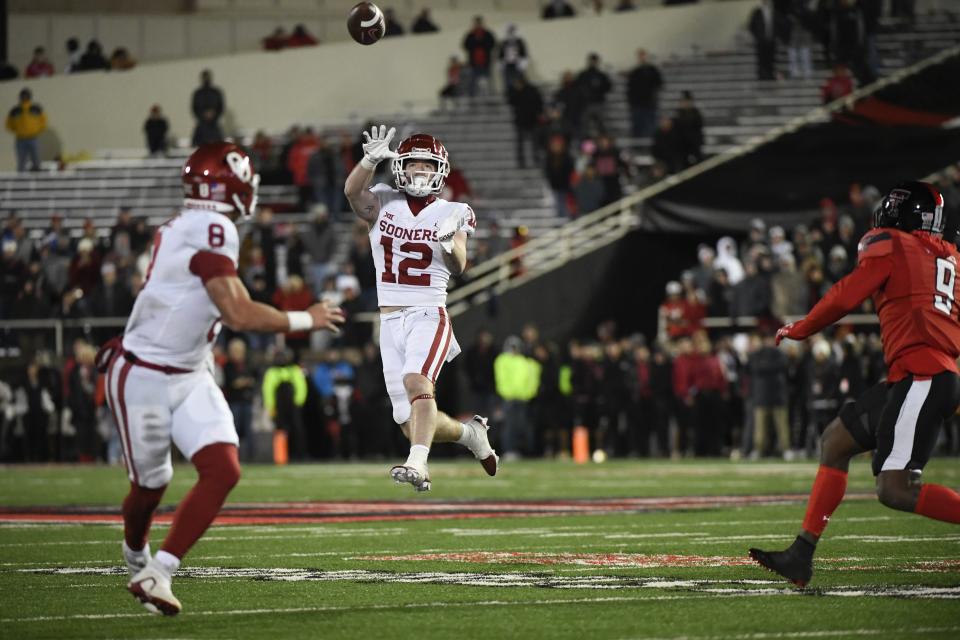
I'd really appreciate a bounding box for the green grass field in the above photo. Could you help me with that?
[1,458,959,640]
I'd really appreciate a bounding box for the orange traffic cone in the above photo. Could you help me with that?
[572,425,589,464]
[273,429,289,465]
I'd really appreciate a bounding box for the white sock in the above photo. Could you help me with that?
[456,422,475,450]
[405,444,430,468]
[153,550,181,576]
[123,540,151,559]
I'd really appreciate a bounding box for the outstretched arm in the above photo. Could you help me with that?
[206,275,344,333]
[344,124,399,224]
[344,162,379,224]
[778,256,891,343]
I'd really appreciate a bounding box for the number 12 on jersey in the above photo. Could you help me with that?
[380,237,433,286]
[934,257,956,316]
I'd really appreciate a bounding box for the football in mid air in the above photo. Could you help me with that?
[347,2,385,45]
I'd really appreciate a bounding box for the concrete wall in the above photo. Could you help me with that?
[0,1,755,171]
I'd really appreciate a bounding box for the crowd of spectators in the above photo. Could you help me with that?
[3,166,959,464]
[5,313,959,465]
[1,38,137,82]
[749,0,893,86]
[653,166,960,458]
[261,24,320,50]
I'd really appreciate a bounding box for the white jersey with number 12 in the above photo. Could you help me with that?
[368,183,476,307]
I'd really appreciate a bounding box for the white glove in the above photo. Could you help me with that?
[437,212,464,254]
[360,124,399,170]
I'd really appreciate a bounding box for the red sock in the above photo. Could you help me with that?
[160,443,240,560]
[915,484,960,524]
[122,483,166,551]
[801,465,848,538]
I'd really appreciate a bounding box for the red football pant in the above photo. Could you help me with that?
[122,483,166,551]
[915,484,960,524]
[801,465,848,538]
[160,443,240,560]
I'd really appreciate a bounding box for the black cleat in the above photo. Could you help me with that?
[748,542,814,588]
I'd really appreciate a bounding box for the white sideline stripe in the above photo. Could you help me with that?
[632,626,960,640]
[0,595,732,623]
[5,531,960,549]
[882,378,930,472]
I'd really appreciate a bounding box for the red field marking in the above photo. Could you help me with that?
[0,493,875,526]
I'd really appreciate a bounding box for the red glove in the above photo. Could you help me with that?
[775,323,797,346]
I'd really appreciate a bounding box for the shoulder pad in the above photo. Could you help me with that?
[857,229,893,263]
[369,183,396,196]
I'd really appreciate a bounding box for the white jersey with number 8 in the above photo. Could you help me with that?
[123,208,240,370]
[368,183,476,308]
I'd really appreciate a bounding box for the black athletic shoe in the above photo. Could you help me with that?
[748,538,814,588]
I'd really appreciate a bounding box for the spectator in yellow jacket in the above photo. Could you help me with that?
[261,349,309,459]
[494,335,541,459]
[5,88,47,172]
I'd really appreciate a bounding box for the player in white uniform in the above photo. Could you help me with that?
[344,125,498,491]
[101,142,343,615]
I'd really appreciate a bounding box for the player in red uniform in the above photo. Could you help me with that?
[748,181,960,587]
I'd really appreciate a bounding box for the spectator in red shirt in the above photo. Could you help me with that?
[286,24,318,48]
[821,64,854,104]
[441,165,472,202]
[439,56,463,110]
[272,274,314,352]
[263,27,288,51]
[25,47,54,78]
[68,237,102,296]
[671,336,697,458]
[691,332,728,456]
[286,128,322,208]
[659,280,704,342]
[462,16,496,97]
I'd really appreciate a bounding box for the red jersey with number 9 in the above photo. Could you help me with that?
[122,208,240,370]
[791,228,960,381]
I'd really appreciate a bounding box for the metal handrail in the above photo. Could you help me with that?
[446,44,960,316]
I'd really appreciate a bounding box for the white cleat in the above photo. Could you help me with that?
[390,463,432,492]
[127,558,182,616]
[123,541,151,578]
[466,415,499,476]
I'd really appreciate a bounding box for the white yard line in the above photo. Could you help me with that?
[630,627,960,640]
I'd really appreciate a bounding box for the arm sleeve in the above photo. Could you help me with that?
[189,251,238,284]
[790,256,892,340]
[459,205,477,236]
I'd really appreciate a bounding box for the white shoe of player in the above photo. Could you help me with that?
[465,415,499,476]
[122,541,151,578]
[390,463,432,492]
[127,558,182,616]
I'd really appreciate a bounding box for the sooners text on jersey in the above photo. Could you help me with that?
[122,209,240,370]
[368,183,475,307]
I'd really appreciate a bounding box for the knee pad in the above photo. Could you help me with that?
[139,462,174,489]
[393,398,411,425]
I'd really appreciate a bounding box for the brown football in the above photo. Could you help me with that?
[347,2,385,46]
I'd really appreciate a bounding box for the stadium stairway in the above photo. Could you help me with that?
[398,12,960,242]
[0,14,956,253]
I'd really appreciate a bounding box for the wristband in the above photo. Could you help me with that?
[286,311,313,332]
[360,156,378,170]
